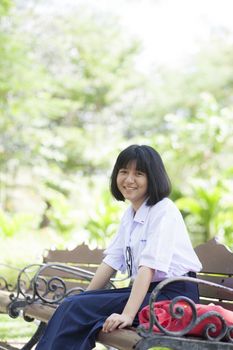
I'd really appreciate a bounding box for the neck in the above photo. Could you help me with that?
[132,202,142,212]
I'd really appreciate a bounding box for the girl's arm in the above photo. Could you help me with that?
[86,262,116,291]
[102,265,154,332]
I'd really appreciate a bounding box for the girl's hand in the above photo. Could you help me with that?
[102,313,133,333]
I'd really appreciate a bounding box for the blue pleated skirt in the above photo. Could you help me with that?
[35,279,199,350]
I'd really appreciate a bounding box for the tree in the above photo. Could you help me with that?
[0,0,11,16]
[0,1,143,244]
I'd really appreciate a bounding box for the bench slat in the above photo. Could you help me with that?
[98,329,141,350]
[40,265,97,278]
[195,238,233,275]
[199,298,233,311]
[197,274,233,301]
[43,244,104,265]
[24,303,56,323]
[23,304,141,350]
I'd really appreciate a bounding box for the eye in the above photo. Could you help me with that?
[118,169,127,174]
[136,171,145,176]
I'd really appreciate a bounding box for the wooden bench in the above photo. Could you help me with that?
[4,238,233,350]
[4,244,117,350]
[134,237,233,350]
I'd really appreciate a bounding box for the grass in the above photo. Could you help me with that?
[0,314,37,348]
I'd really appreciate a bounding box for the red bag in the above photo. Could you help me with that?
[139,300,233,337]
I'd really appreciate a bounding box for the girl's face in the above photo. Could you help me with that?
[116,160,148,211]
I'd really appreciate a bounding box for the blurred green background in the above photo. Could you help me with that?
[1,0,233,347]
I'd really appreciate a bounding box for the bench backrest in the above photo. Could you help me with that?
[195,237,233,311]
[43,243,104,268]
[35,244,105,300]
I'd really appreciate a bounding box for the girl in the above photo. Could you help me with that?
[36,144,202,350]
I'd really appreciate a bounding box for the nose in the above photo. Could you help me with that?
[125,172,135,183]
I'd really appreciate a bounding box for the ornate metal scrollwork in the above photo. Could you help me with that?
[30,263,94,304]
[34,275,67,303]
[7,260,117,324]
[0,263,23,292]
[201,311,228,341]
[225,325,233,342]
[0,276,14,292]
[137,276,233,343]
[10,264,42,303]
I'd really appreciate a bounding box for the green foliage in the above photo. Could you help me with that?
[0,2,141,222]
[1,2,232,344]
[216,212,233,248]
[148,92,233,247]
[129,33,233,135]
[0,209,35,238]
[45,192,78,238]
[149,93,233,185]
[0,0,12,16]
[85,191,123,247]
[0,0,232,251]
[176,181,233,247]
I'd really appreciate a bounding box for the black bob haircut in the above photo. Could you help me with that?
[110,144,171,206]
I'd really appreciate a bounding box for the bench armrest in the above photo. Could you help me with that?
[8,261,120,319]
[33,263,115,303]
[137,276,233,343]
[30,262,118,304]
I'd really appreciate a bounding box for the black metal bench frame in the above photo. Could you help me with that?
[1,238,233,349]
[136,276,233,349]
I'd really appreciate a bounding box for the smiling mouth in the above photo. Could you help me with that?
[124,187,137,190]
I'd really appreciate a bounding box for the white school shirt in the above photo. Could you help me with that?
[103,198,202,282]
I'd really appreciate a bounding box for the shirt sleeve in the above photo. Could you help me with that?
[103,221,126,273]
[139,210,178,273]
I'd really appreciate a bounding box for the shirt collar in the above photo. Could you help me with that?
[132,200,150,224]
[122,199,150,225]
